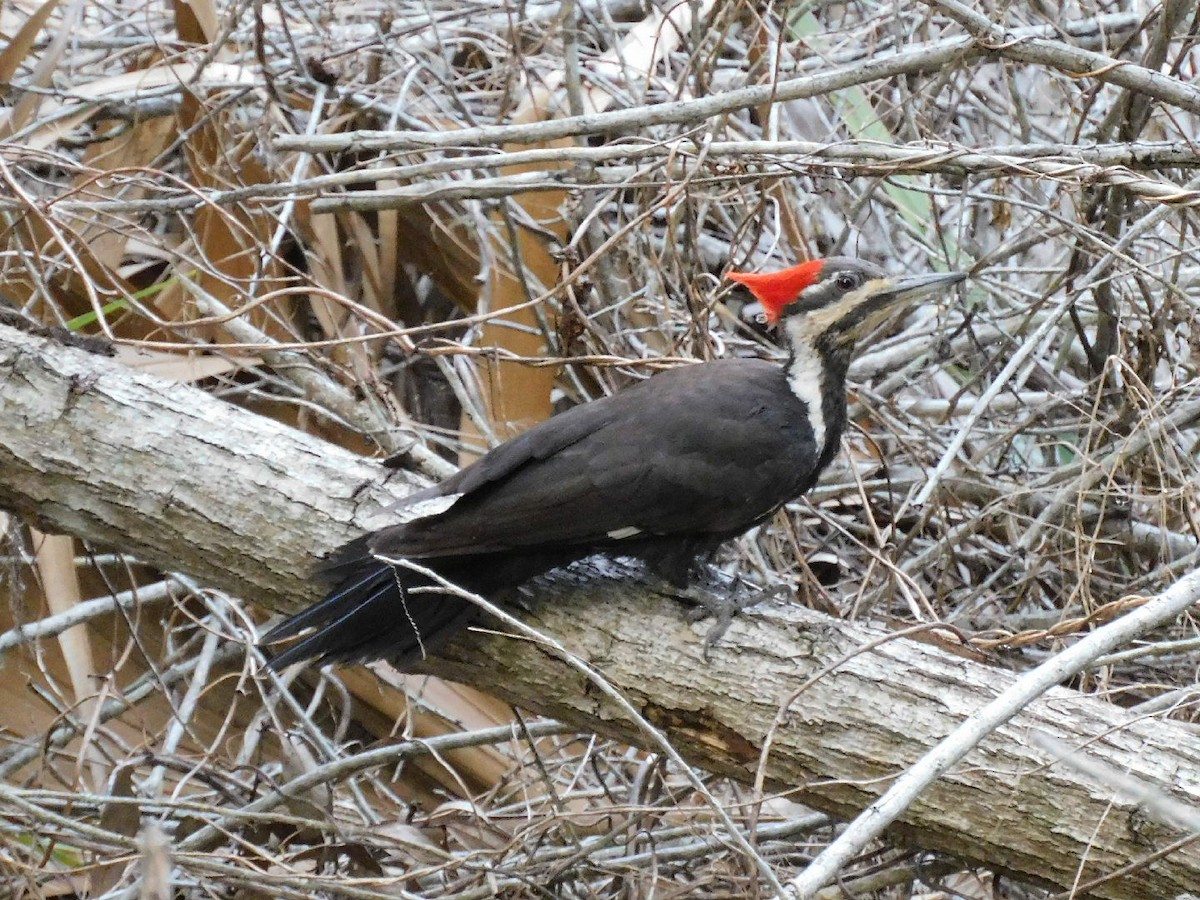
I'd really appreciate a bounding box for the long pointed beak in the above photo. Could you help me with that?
[872,271,965,306]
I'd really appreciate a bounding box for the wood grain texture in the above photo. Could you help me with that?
[1,322,1198,898]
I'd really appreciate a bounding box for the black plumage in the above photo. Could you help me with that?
[263,259,964,669]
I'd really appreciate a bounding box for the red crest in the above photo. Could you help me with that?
[727,260,824,323]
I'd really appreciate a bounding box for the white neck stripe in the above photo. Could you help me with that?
[784,321,826,452]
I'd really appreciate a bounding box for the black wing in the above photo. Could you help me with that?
[368,358,822,559]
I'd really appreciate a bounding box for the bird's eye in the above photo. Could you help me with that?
[836,274,857,291]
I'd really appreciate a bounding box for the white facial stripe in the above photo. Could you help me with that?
[783,321,826,452]
[607,526,642,540]
[805,277,893,332]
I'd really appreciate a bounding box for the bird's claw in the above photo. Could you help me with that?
[674,580,791,661]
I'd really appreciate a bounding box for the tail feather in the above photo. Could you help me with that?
[317,533,376,575]
[260,563,386,644]
[263,534,585,670]
[262,549,476,670]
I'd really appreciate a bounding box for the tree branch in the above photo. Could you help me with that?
[2,322,1199,898]
[272,13,1199,156]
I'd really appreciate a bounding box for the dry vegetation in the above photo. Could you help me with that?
[2,0,1200,896]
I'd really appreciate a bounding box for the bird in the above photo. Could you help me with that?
[263,257,964,670]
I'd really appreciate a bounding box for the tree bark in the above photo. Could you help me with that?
[1,321,1198,899]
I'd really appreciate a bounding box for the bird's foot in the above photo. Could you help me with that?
[653,577,790,660]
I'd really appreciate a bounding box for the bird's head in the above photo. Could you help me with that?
[727,257,964,350]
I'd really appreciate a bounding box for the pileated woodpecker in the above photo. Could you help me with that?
[264,258,964,669]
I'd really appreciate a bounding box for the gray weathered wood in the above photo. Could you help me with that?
[1,322,1197,898]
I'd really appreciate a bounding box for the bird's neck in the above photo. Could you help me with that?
[783,319,853,465]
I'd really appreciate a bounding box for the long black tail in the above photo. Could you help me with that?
[261,537,477,670]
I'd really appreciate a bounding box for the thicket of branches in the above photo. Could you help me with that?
[2,0,1200,896]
